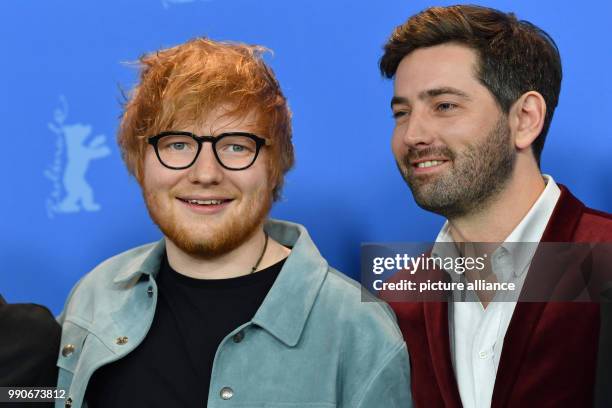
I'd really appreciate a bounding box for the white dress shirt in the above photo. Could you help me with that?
[432,175,561,408]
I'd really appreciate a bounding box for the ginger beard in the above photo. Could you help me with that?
[142,174,273,260]
[397,115,516,219]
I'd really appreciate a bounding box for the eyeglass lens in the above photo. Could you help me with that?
[156,134,258,169]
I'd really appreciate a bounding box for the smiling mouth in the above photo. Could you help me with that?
[177,198,233,206]
[415,160,446,168]
[411,159,450,169]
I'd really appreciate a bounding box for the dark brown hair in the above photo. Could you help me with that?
[380,5,562,164]
[118,38,294,201]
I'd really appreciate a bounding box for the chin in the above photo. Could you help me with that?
[144,184,272,258]
[165,224,242,258]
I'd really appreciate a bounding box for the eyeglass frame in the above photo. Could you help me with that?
[147,131,268,171]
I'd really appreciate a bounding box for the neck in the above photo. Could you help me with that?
[165,226,291,279]
[447,161,546,243]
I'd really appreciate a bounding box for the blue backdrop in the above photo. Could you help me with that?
[1,0,610,314]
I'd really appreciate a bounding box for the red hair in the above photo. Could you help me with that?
[118,37,294,200]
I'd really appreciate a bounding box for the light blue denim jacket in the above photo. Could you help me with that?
[56,219,412,408]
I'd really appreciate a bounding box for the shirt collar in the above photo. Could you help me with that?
[500,174,560,278]
[433,174,561,279]
[113,219,328,348]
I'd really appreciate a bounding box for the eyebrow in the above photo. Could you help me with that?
[390,87,471,108]
[390,96,409,108]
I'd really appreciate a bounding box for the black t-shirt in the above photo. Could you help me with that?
[86,255,284,408]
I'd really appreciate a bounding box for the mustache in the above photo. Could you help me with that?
[399,146,455,168]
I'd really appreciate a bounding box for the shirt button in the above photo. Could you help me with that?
[147,286,154,297]
[220,387,234,400]
[116,336,129,345]
[479,351,488,359]
[232,331,245,343]
[62,344,75,357]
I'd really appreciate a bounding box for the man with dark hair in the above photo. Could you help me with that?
[56,38,413,408]
[380,5,612,407]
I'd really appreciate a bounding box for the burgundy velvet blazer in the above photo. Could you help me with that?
[389,185,612,407]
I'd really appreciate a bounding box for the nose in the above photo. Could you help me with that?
[393,108,435,149]
[187,143,224,185]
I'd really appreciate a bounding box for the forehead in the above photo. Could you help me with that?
[393,43,483,98]
[179,104,262,135]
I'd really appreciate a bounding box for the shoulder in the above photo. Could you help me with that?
[0,302,60,339]
[315,267,404,345]
[555,184,612,241]
[75,241,158,287]
[268,219,403,342]
[59,241,161,322]
[314,268,412,406]
[576,206,612,241]
[581,206,612,227]
[0,303,60,386]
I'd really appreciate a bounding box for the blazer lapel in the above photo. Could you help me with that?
[491,184,584,406]
[424,301,463,407]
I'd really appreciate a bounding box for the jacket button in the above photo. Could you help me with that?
[62,344,75,357]
[220,387,234,400]
[116,336,129,345]
[232,331,245,343]
[65,397,72,407]
[147,286,154,297]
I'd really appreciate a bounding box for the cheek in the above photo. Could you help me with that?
[434,121,477,151]
[246,166,273,197]
[242,168,270,194]
[142,151,181,191]
[250,152,275,193]
[142,153,160,187]
[264,153,279,189]
[391,130,406,158]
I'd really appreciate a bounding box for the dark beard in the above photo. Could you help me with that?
[397,116,516,219]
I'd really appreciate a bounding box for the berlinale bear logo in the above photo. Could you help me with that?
[45,96,111,218]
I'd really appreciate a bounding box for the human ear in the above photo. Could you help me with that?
[509,91,546,150]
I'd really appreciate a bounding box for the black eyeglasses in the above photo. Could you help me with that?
[147,131,267,171]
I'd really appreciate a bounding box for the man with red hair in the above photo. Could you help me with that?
[56,38,412,408]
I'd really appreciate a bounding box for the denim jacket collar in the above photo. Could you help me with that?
[111,219,328,348]
[111,240,164,284]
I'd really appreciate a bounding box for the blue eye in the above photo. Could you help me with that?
[170,142,187,151]
[220,144,252,154]
[217,136,257,156]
